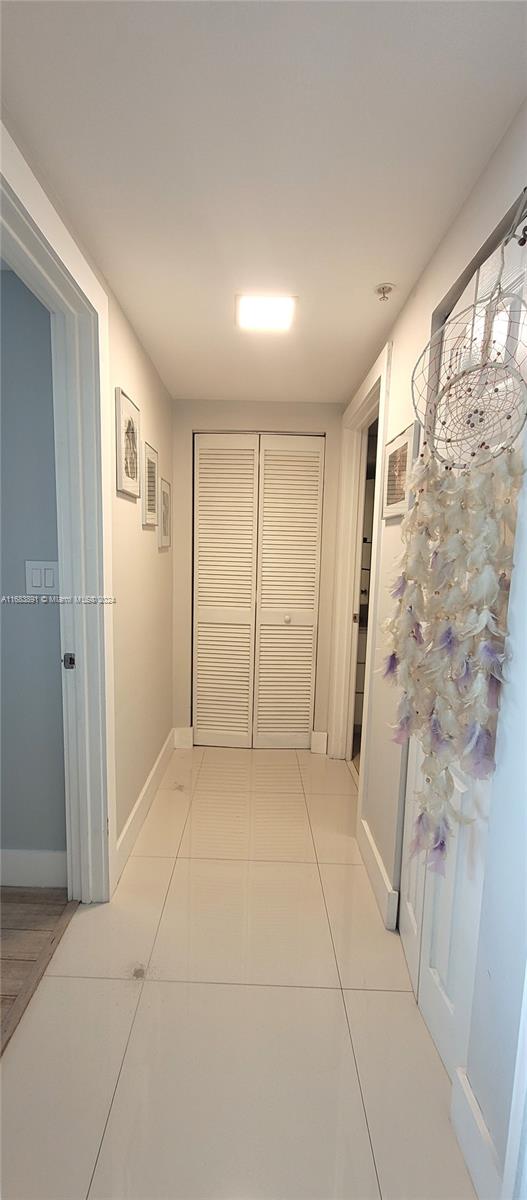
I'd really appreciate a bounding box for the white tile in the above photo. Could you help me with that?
[179,791,315,861]
[89,981,379,1200]
[1,976,140,1200]
[298,752,356,795]
[198,748,303,793]
[47,856,174,979]
[159,747,203,792]
[344,991,475,1199]
[306,793,361,863]
[320,864,411,990]
[132,789,190,857]
[148,858,339,987]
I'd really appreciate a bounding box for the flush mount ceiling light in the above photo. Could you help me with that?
[236,294,296,332]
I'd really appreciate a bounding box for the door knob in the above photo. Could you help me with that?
[284,614,291,624]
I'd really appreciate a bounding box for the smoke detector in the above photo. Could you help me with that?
[375,283,394,302]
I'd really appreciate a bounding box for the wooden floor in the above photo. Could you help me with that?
[1,886,78,1054]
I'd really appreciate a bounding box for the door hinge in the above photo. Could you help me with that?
[62,652,76,669]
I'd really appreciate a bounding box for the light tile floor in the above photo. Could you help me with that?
[1,748,475,1200]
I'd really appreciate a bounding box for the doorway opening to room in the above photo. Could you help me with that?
[345,416,378,783]
[348,418,378,778]
[192,432,325,749]
[0,263,79,1051]
[1,174,113,906]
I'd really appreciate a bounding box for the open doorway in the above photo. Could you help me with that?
[1,264,67,889]
[1,159,115,904]
[348,417,378,778]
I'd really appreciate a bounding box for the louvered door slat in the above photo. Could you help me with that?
[193,434,259,747]
[253,435,325,748]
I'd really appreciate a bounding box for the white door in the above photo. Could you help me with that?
[418,787,488,1078]
[193,434,259,747]
[399,738,427,995]
[253,435,325,749]
[399,234,527,1076]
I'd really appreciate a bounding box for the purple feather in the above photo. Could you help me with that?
[456,658,473,694]
[463,725,495,780]
[390,575,406,600]
[487,675,501,713]
[410,810,430,857]
[383,652,399,680]
[412,621,424,645]
[427,818,450,875]
[392,715,411,744]
[438,625,457,656]
[430,711,448,753]
[478,640,505,681]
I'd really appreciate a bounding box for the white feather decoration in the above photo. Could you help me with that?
[385,445,524,867]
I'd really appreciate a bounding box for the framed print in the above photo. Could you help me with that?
[115,387,140,498]
[159,478,171,548]
[382,422,420,519]
[142,442,159,526]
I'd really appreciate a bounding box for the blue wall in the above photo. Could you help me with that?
[1,269,66,852]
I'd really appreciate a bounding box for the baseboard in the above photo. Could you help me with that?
[357,817,399,930]
[173,726,194,749]
[0,849,67,887]
[347,759,360,788]
[451,1068,502,1200]
[115,728,175,882]
[310,730,328,755]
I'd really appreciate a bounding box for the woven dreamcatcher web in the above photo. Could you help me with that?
[412,227,527,469]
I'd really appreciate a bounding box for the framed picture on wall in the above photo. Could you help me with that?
[159,478,171,548]
[382,422,420,519]
[142,442,159,526]
[115,387,140,498]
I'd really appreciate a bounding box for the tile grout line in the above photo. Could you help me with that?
[84,976,144,1200]
[84,755,203,1199]
[296,750,384,1200]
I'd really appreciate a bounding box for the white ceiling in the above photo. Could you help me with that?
[2,2,526,404]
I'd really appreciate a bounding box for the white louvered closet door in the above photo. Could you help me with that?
[193,434,259,747]
[253,435,325,748]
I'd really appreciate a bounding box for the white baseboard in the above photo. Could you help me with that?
[0,849,67,887]
[347,759,360,788]
[174,726,194,749]
[115,728,175,882]
[310,730,328,755]
[451,1068,502,1200]
[357,817,399,930]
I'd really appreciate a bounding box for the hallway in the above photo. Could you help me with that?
[1,748,474,1199]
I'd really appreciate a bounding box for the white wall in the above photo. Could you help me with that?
[1,269,66,857]
[172,399,343,734]
[109,297,173,838]
[353,99,527,1186]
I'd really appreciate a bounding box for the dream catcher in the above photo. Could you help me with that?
[385,193,527,871]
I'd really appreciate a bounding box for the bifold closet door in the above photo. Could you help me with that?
[253,435,325,748]
[193,434,259,747]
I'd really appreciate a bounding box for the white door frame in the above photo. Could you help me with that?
[327,343,391,762]
[1,126,116,901]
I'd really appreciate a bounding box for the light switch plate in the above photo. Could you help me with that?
[25,560,59,595]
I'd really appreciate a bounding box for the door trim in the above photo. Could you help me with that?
[1,127,116,901]
[327,343,390,761]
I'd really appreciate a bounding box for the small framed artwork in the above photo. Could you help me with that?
[115,388,140,498]
[142,442,159,526]
[159,478,171,548]
[382,422,420,519]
